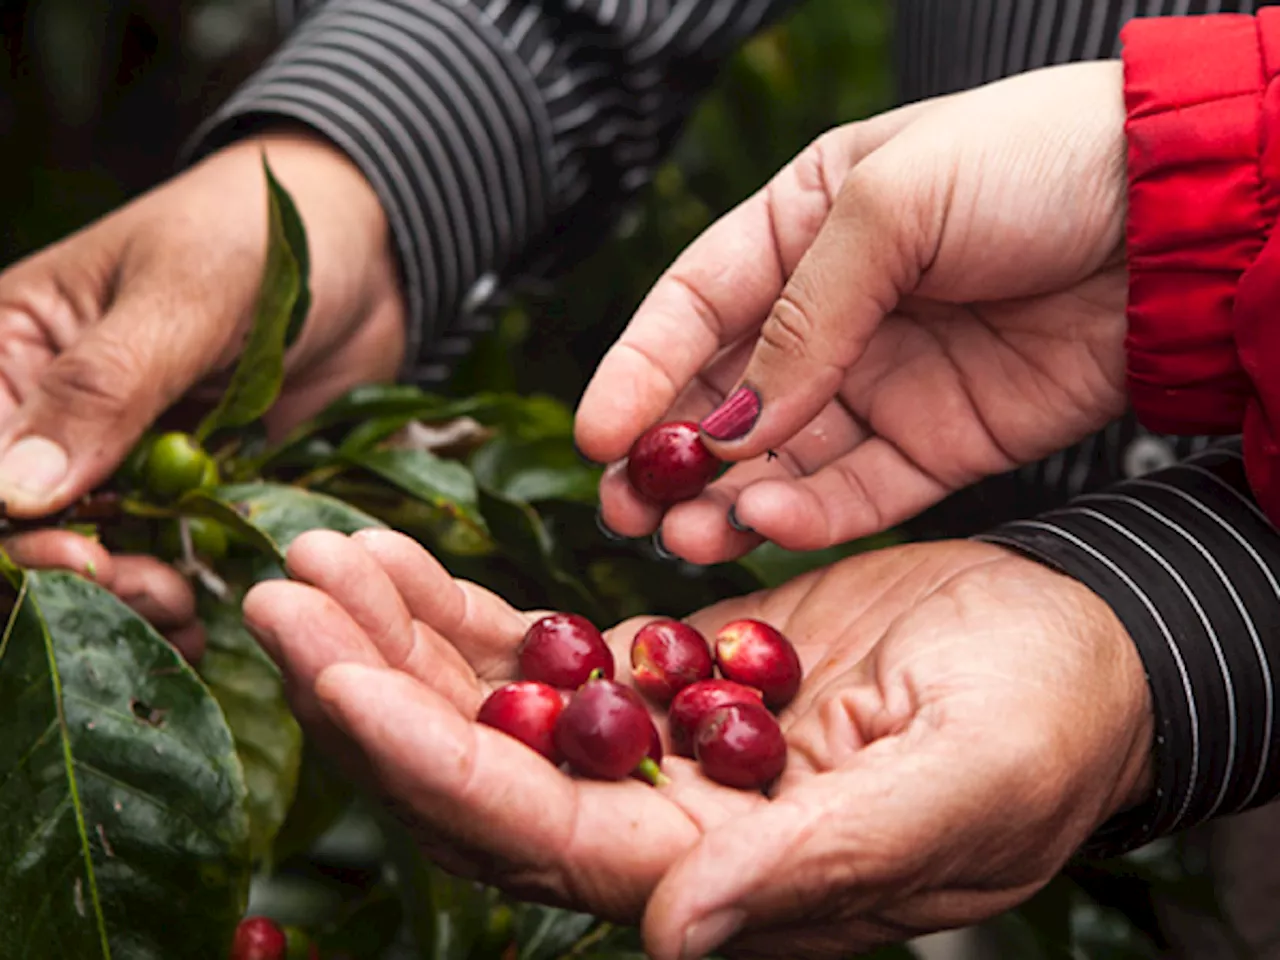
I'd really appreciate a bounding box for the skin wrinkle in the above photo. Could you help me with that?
[664,270,733,343]
[904,320,1025,477]
[970,293,1125,431]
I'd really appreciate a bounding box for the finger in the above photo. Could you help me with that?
[655,400,869,564]
[734,438,947,551]
[165,622,207,665]
[243,579,389,729]
[284,530,416,662]
[642,729,1031,960]
[597,338,751,540]
[110,555,198,630]
[694,132,948,466]
[3,529,115,584]
[351,528,532,677]
[574,102,936,465]
[285,529,490,710]
[598,461,667,539]
[315,662,704,920]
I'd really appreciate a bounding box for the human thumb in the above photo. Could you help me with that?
[0,281,240,517]
[641,733,1031,960]
[696,143,941,463]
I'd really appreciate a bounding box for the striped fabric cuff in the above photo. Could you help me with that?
[184,0,555,380]
[977,440,1280,857]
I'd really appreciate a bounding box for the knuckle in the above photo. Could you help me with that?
[796,129,843,203]
[760,291,818,362]
[38,335,151,417]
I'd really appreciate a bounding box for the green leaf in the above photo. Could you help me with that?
[352,449,483,522]
[273,167,311,349]
[0,565,251,959]
[477,489,607,623]
[195,157,304,444]
[514,904,597,960]
[197,595,302,863]
[343,448,492,557]
[179,483,385,563]
[261,388,576,472]
[470,436,600,504]
[262,387,507,468]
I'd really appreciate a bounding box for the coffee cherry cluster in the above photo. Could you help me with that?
[477,613,802,792]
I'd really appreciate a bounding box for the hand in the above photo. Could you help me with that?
[575,61,1128,564]
[0,128,405,648]
[243,530,1153,959]
[3,530,205,662]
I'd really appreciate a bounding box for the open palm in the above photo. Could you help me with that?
[577,61,1129,564]
[244,528,1151,959]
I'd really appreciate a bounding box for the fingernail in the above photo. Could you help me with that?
[652,529,676,562]
[681,908,746,960]
[701,386,761,442]
[0,436,69,503]
[726,505,754,534]
[596,508,626,541]
[574,441,603,466]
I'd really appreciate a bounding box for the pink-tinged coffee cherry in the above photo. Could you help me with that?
[630,619,714,703]
[626,421,720,505]
[231,917,288,960]
[668,679,764,757]
[518,613,614,688]
[694,702,788,790]
[554,677,653,780]
[714,619,802,710]
[477,681,566,763]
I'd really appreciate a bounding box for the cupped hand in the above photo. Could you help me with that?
[576,61,1129,564]
[0,126,405,645]
[243,529,1153,959]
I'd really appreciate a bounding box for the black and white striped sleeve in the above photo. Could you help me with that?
[976,438,1280,856]
[187,0,800,384]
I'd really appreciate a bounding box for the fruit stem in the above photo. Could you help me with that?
[0,491,128,532]
[634,757,669,788]
[585,667,605,684]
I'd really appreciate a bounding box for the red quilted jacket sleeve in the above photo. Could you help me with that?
[1123,10,1280,524]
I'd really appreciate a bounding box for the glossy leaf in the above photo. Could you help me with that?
[470,435,600,504]
[263,387,509,468]
[477,489,607,623]
[195,158,304,443]
[514,904,597,960]
[273,163,312,349]
[198,595,302,863]
[351,449,484,524]
[179,483,385,563]
[0,565,250,959]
